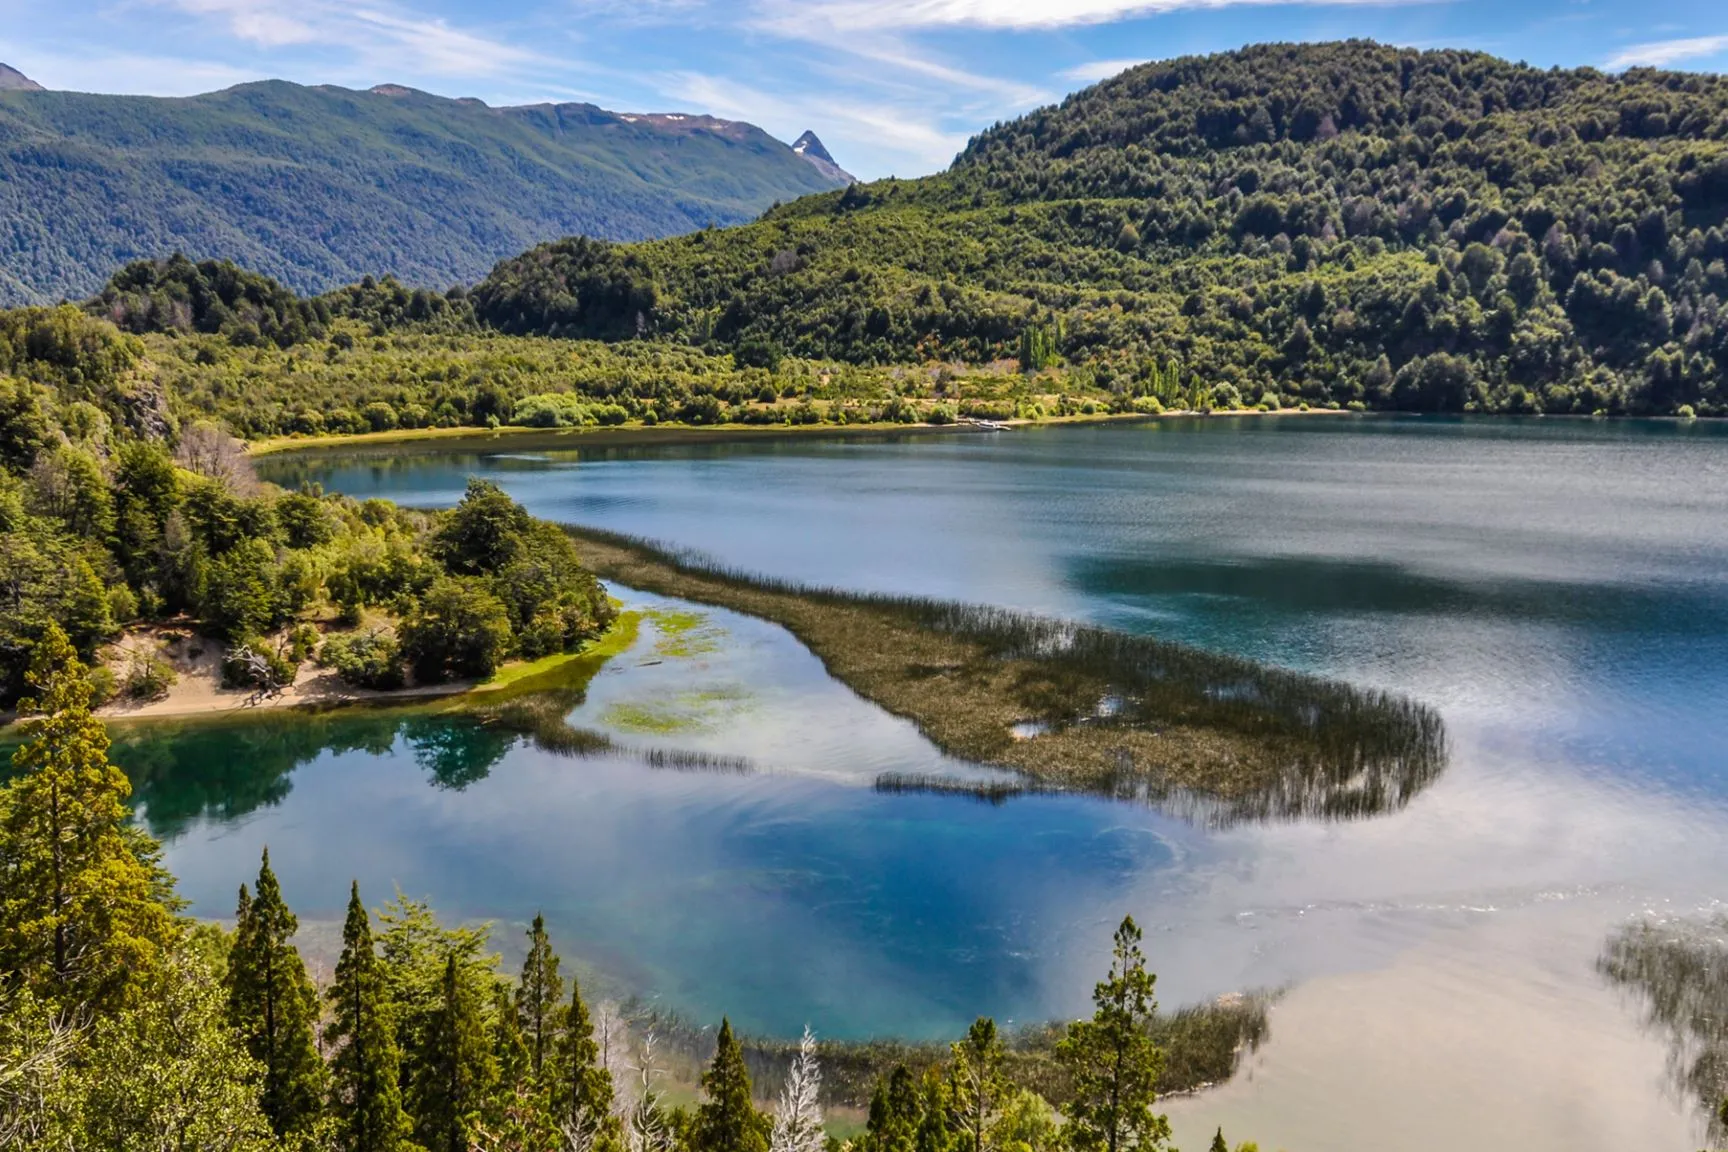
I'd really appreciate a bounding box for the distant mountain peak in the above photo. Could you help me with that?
[369,84,419,98]
[791,130,855,184]
[0,63,44,92]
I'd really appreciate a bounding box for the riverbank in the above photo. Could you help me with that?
[562,527,1447,823]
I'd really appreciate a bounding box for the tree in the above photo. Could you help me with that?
[691,1018,768,1152]
[518,913,563,1080]
[1208,1130,1227,1152]
[769,1027,823,1152]
[864,1065,919,1152]
[77,942,278,1152]
[550,976,621,1150]
[1056,917,1170,1152]
[432,479,531,576]
[410,953,499,1152]
[227,847,326,1140]
[325,882,413,1152]
[950,1018,1006,1152]
[914,1067,956,1152]
[399,575,515,682]
[0,623,176,1016]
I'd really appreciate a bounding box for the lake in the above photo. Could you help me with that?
[136,415,1728,1148]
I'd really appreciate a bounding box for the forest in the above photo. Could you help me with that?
[0,78,843,304]
[0,629,1259,1151]
[0,301,614,706]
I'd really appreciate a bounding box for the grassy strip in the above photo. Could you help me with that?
[564,527,1447,824]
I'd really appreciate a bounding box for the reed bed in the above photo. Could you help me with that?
[564,526,1448,824]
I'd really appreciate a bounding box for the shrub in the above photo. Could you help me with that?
[319,629,404,690]
[121,652,177,701]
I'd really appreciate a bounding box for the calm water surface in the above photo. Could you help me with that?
[155,416,1728,1148]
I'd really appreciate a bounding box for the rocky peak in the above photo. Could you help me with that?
[791,130,854,185]
[0,63,44,92]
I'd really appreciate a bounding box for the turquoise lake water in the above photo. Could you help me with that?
[127,415,1728,1148]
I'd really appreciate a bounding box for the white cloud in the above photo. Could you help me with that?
[753,0,1427,35]
[1058,57,1146,84]
[151,0,545,78]
[3,46,265,94]
[1605,34,1728,69]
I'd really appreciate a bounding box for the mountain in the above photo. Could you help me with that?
[0,77,848,304]
[792,130,853,183]
[0,64,41,92]
[476,41,1728,416]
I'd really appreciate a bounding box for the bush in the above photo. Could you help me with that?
[121,653,177,701]
[1678,404,1697,421]
[319,630,404,690]
[399,576,514,682]
[1130,396,1164,415]
[221,635,296,690]
[927,404,956,425]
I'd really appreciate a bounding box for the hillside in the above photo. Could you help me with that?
[0,77,847,304]
[477,42,1728,416]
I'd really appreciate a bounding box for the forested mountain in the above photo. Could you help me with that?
[478,41,1728,416]
[0,78,847,305]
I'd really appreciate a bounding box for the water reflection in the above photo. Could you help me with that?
[1600,917,1728,1146]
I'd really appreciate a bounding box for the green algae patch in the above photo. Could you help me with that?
[600,685,753,736]
[646,609,724,659]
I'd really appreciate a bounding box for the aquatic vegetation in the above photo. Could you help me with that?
[649,609,726,659]
[1600,917,1728,1145]
[563,527,1448,825]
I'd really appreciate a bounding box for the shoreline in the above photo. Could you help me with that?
[241,407,1339,458]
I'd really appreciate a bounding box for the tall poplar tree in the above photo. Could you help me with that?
[516,913,562,1080]
[691,1018,768,1152]
[410,953,498,1152]
[1056,916,1170,1152]
[950,1017,1006,1152]
[0,624,176,1016]
[227,847,326,1141]
[325,881,413,1152]
[550,975,621,1149]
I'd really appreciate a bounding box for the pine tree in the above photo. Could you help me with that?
[550,975,620,1147]
[1207,1130,1228,1152]
[0,624,176,1016]
[1056,916,1170,1152]
[864,1064,919,1152]
[517,913,562,1080]
[325,882,412,1152]
[227,847,326,1140]
[691,1018,768,1152]
[950,1018,1006,1152]
[913,1067,955,1152]
[410,953,498,1152]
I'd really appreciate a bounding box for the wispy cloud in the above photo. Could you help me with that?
[153,0,545,78]
[1605,34,1728,69]
[753,0,1430,35]
[1058,57,1146,84]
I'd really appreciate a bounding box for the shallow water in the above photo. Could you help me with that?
[164,415,1728,1147]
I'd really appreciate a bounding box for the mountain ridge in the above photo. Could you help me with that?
[0,63,41,91]
[792,129,854,183]
[0,75,847,303]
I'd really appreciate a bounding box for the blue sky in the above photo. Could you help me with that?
[1,0,1725,179]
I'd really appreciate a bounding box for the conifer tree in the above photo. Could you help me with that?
[1056,916,1170,1152]
[325,881,413,1152]
[227,847,326,1141]
[914,1067,956,1152]
[550,975,621,1149]
[769,1027,823,1152]
[410,953,499,1152]
[1208,1130,1227,1152]
[864,1064,919,1152]
[950,1017,1006,1152]
[517,913,562,1080]
[691,1018,768,1152]
[0,624,176,1016]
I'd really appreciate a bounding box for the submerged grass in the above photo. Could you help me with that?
[564,527,1448,824]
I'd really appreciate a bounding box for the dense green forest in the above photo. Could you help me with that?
[0,79,844,304]
[470,42,1727,417]
[0,300,614,705]
[0,634,1260,1150]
